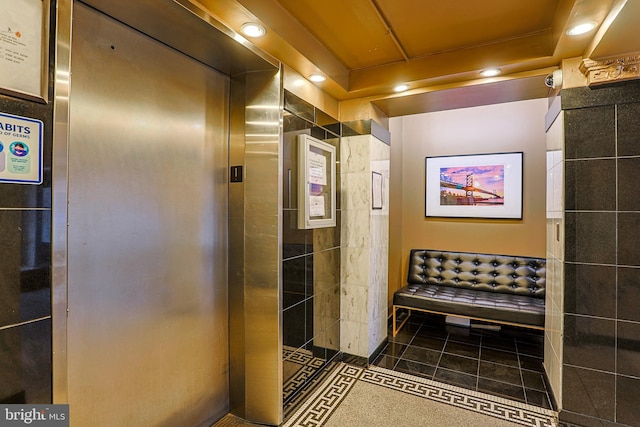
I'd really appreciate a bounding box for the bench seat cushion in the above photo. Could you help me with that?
[393,283,545,327]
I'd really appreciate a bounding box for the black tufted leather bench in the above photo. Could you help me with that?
[392,249,546,336]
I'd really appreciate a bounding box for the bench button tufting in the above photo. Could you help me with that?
[493,272,498,277]
[473,270,478,275]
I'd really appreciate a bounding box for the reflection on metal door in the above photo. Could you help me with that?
[67,3,229,425]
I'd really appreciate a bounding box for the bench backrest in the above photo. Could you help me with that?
[407,249,546,299]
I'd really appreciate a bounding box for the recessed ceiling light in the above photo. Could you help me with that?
[480,68,501,77]
[394,84,409,92]
[308,74,326,82]
[567,22,596,36]
[241,22,266,38]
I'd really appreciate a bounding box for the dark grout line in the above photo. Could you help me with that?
[391,321,420,371]
[432,325,449,381]
[514,340,529,404]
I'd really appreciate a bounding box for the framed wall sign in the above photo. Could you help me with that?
[0,0,50,102]
[0,111,43,184]
[298,134,336,229]
[372,171,383,209]
[425,152,523,219]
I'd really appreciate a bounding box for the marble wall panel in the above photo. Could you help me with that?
[339,134,389,359]
[341,136,370,173]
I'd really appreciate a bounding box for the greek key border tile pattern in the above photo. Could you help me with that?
[283,364,360,427]
[283,359,326,400]
[365,366,558,427]
[283,365,336,418]
[283,346,307,363]
[282,347,338,414]
[283,363,558,427]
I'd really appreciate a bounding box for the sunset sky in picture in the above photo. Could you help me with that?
[440,165,505,197]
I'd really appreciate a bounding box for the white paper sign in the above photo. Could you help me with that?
[0,112,43,184]
[309,195,325,217]
[308,151,326,185]
[0,0,45,98]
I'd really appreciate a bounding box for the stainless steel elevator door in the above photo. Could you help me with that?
[67,3,229,426]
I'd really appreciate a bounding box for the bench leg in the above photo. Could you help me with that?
[393,306,397,337]
[392,306,410,337]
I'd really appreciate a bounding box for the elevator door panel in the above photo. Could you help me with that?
[67,3,229,426]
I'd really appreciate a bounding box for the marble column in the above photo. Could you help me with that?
[340,134,390,359]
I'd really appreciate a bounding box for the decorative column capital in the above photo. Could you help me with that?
[580,53,640,87]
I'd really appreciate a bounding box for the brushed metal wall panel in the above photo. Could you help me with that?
[52,0,72,404]
[244,70,283,424]
[81,0,277,74]
[228,75,247,419]
[229,70,283,425]
[66,4,229,425]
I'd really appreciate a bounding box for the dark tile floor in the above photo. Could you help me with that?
[373,312,554,410]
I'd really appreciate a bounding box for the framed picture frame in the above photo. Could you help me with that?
[298,134,336,229]
[425,152,523,219]
[0,0,50,103]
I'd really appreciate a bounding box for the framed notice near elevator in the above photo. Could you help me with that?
[0,0,50,102]
[0,111,43,184]
[298,134,336,229]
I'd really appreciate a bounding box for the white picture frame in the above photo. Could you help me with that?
[425,152,523,219]
[298,134,336,229]
[0,0,50,102]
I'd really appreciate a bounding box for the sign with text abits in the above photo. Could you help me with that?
[0,112,43,184]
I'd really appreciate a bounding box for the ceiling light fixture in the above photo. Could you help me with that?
[480,68,501,77]
[308,74,326,82]
[394,84,409,92]
[566,22,596,36]
[241,22,266,38]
